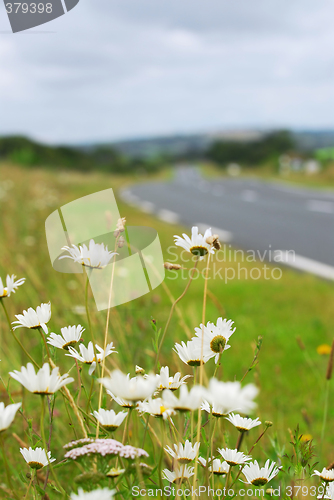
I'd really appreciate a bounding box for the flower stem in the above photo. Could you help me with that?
[0,432,19,500]
[192,252,211,495]
[320,379,330,455]
[0,299,40,368]
[96,244,117,439]
[85,273,100,377]
[154,257,199,372]
[37,326,52,363]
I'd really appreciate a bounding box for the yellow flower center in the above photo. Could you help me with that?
[190,246,208,257]
[210,335,226,353]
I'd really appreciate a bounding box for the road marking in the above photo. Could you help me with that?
[307,200,334,214]
[158,209,180,224]
[274,250,334,280]
[196,223,233,243]
[138,201,155,214]
[241,189,258,202]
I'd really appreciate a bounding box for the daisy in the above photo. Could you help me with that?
[107,392,136,409]
[165,441,200,464]
[218,448,251,466]
[70,488,116,500]
[12,302,51,334]
[20,447,56,469]
[137,398,176,419]
[207,379,259,415]
[162,385,208,412]
[241,460,280,486]
[59,239,117,269]
[155,366,191,391]
[9,363,74,395]
[202,400,231,418]
[99,371,158,404]
[198,457,230,475]
[47,325,85,350]
[0,274,25,298]
[174,226,216,259]
[193,318,235,364]
[92,408,128,431]
[225,413,261,432]
[66,341,116,375]
[174,340,210,366]
[313,468,334,482]
[162,465,195,483]
[0,402,21,432]
[318,483,334,499]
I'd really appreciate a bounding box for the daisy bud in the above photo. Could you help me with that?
[136,365,145,375]
[118,236,125,248]
[265,421,273,427]
[206,234,221,250]
[164,262,182,270]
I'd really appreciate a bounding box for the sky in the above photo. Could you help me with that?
[0,0,334,144]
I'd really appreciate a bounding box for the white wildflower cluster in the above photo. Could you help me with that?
[64,438,148,461]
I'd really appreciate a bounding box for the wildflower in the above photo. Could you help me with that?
[241,460,280,486]
[164,262,182,271]
[20,447,56,469]
[60,239,117,269]
[165,441,200,464]
[0,402,21,432]
[114,217,126,237]
[318,483,334,499]
[0,274,25,298]
[201,400,229,418]
[92,409,128,431]
[206,379,259,415]
[218,448,251,466]
[135,365,145,375]
[313,468,334,482]
[174,226,216,259]
[47,325,84,350]
[106,467,125,477]
[64,438,148,460]
[12,302,51,334]
[225,413,261,432]
[155,366,191,391]
[9,363,74,395]
[317,344,332,355]
[162,465,194,483]
[174,340,210,366]
[99,370,158,404]
[198,457,230,475]
[193,318,235,364]
[162,385,207,412]
[66,341,116,375]
[137,398,176,419]
[70,488,116,500]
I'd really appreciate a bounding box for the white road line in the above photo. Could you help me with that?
[196,223,233,243]
[158,209,180,224]
[241,189,258,202]
[307,200,334,214]
[138,201,155,214]
[274,250,334,280]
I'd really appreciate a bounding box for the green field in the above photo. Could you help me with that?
[0,161,333,498]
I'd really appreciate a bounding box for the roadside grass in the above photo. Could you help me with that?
[200,160,334,190]
[0,161,334,495]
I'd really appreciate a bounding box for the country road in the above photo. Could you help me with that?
[120,167,334,279]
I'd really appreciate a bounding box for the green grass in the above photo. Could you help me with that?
[0,161,334,497]
[200,161,334,190]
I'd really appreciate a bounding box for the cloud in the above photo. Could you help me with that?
[0,0,333,142]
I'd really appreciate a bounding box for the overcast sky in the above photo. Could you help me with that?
[0,0,333,144]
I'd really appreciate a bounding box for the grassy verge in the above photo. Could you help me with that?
[0,161,333,496]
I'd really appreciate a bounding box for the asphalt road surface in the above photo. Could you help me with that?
[120,167,334,279]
